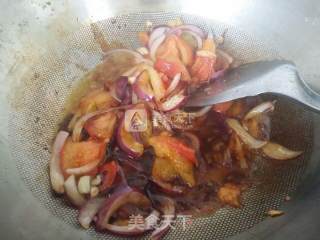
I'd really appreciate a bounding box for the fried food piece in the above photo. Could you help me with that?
[218,183,241,207]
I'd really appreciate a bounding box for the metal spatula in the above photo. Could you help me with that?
[186,60,320,111]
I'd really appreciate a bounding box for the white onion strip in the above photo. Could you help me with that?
[97,187,157,235]
[79,198,105,229]
[161,90,186,112]
[64,175,86,207]
[150,34,167,61]
[226,118,267,149]
[244,101,276,120]
[136,47,149,55]
[263,142,303,160]
[50,131,69,194]
[148,26,170,49]
[166,73,181,96]
[68,111,81,131]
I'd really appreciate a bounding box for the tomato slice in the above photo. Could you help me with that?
[78,88,118,114]
[156,35,180,61]
[152,157,177,182]
[99,161,118,192]
[191,56,215,83]
[61,138,106,171]
[159,72,170,89]
[176,37,194,66]
[84,112,117,141]
[155,35,192,82]
[149,134,196,187]
[165,137,197,165]
[154,58,191,82]
[149,135,197,165]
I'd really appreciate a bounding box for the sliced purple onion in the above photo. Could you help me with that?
[150,195,175,240]
[122,86,133,105]
[72,106,128,142]
[150,33,167,61]
[118,156,145,172]
[148,26,170,49]
[114,163,129,187]
[50,131,69,194]
[116,117,144,157]
[96,186,155,235]
[114,77,129,101]
[161,90,187,112]
[132,72,154,101]
[151,178,185,195]
[211,69,226,80]
[166,73,181,96]
[171,24,206,38]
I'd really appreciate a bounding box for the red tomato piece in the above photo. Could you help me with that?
[84,112,117,141]
[176,37,194,67]
[61,138,106,171]
[99,161,118,192]
[165,137,197,165]
[156,35,180,61]
[149,135,197,165]
[191,56,215,83]
[154,58,191,82]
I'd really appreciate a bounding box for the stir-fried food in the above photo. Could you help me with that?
[49,20,303,239]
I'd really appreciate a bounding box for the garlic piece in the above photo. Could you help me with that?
[78,176,91,194]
